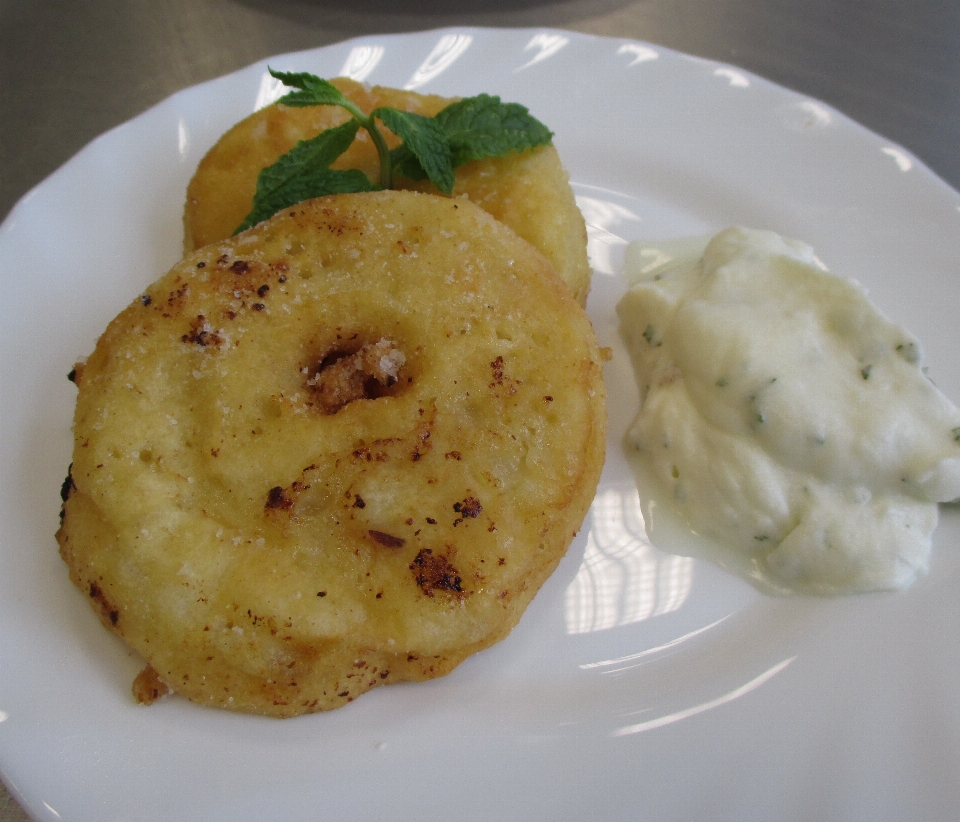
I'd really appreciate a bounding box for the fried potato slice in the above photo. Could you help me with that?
[183,78,592,304]
[59,191,606,717]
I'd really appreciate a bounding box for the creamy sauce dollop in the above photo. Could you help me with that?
[618,227,960,594]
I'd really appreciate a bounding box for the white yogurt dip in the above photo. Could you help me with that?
[618,227,960,594]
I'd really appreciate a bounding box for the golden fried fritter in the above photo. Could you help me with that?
[59,191,606,717]
[184,78,592,305]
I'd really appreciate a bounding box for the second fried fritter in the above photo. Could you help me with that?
[184,77,591,304]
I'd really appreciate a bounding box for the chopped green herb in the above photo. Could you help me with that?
[754,535,769,542]
[236,69,553,233]
[716,377,729,388]
[953,426,960,443]
[861,365,872,380]
[642,324,656,344]
[895,341,920,363]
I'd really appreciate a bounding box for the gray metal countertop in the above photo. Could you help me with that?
[3,0,959,223]
[1,1,957,819]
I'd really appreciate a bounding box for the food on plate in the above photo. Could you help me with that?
[184,75,592,305]
[58,191,606,716]
[618,226,960,594]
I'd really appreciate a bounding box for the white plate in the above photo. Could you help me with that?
[2,27,959,822]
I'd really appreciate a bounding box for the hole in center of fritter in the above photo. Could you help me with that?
[306,337,407,414]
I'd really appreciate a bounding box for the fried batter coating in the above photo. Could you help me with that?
[59,191,606,717]
[183,78,592,305]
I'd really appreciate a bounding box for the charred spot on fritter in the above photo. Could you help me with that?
[490,356,505,386]
[453,496,482,526]
[132,665,171,705]
[166,283,190,313]
[411,426,432,462]
[369,530,406,548]
[60,465,76,503]
[68,359,86,386]
[88,580,119,626]
[181,315,224,348]
[410,548,463,597]
[488,355,520,395]
[59,464,76,523]
[306,337,406,414]
[265,481,305,512]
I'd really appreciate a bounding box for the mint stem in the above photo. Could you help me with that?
[328,97,394,188]
[364,119,394,189]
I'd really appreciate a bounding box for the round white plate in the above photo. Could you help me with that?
[2,27,959,822]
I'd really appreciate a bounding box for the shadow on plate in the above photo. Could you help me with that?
[234,0,633,29]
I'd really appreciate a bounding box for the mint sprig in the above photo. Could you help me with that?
[234,69,554,234]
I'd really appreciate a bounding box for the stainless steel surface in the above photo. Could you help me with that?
[1,1,957,819]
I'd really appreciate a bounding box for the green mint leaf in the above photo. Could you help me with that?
[435,94,553,166]
[389,94,554,185]
[235,119,378,233]
[373,107,454,194]
[268,68,353,109]
[389,143,428,182]
[236,169,379,234]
